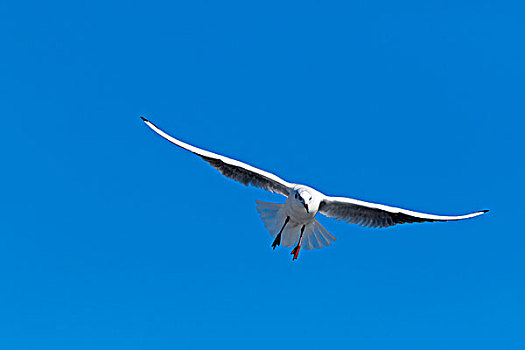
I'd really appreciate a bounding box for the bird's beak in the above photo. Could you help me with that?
[304,203,309,213]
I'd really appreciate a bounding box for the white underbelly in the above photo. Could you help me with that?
[284,202,316,225]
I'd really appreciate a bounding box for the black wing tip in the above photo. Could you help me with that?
[140,116,149,122]
[481,209,490,213]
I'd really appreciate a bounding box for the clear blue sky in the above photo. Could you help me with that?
[1,1,523,349]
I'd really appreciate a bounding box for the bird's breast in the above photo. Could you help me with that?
[284,199,317,224]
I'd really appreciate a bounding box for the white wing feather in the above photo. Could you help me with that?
[319,195,488,228]
[141,118,294,196]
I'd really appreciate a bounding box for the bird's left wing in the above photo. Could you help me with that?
[141,118,294,196]
[319,195,488,228]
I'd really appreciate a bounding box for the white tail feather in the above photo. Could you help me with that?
[255,200,335,250]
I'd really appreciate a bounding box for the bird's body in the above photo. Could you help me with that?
[285,185,321,223]
[255,185,336,256]
[141,117,488,260]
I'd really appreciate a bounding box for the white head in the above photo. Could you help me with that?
[294,188,314,213]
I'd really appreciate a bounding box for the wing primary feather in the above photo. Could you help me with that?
[141,117,293,196]
[319,195,488,228]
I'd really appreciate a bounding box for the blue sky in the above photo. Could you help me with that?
[1,1,524,349]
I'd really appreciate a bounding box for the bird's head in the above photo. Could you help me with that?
[294,189,313,213]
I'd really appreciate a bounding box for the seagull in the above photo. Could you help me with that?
[141,117,488,260]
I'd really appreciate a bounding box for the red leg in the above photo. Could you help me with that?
[291,225,305,260]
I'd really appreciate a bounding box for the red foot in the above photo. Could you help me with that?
[291,244,301,260]
[290,225,305,261]
[291,232,303,261]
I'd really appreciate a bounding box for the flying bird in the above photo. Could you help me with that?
[141,117,488,260]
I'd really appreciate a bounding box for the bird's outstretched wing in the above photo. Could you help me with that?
[319,195,488,228]
[141,117,294,196]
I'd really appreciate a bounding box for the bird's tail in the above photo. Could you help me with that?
[255,200,285,239]
[255,200,336,250]
[300,219,336,250]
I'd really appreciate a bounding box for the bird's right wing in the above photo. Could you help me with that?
[141,117,294,196]
[319,195,488,228]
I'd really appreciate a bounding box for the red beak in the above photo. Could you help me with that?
[305,204,309,213]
